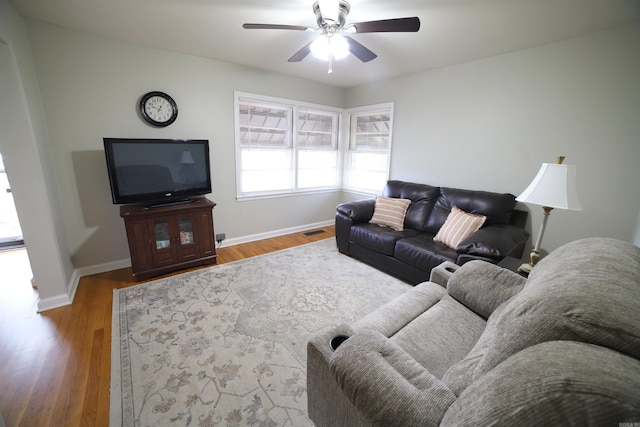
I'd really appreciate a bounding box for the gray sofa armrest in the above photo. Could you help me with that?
[429,261,460,287]
[330,331,457,427]
[336,199,376,222]
[447,260,526,319]
[308,325,372,427]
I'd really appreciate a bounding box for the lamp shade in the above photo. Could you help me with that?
[516,163,582,210]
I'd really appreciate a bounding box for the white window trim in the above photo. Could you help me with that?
[234,91,393,200]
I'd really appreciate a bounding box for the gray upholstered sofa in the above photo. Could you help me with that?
[307,238,640,426]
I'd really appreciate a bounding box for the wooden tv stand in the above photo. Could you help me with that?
[120,198,217,281]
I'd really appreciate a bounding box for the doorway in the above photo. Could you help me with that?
[0,152,24,250]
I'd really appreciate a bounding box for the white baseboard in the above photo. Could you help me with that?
[36,269,81,312]
[75,258,131,278]
[69,219,334,280]
[221,220,334,247]
[37,292,72,312]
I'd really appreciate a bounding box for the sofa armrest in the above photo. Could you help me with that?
[447,260,526,319]
[336,199,376,222]
[329,331,457,427]
[455,224,529,258]
[308,325,372,427]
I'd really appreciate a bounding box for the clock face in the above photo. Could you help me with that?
[140,91,178,127]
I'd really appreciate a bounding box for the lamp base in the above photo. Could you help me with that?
[518,262,534,274]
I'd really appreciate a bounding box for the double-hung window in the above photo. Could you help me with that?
[235,93,393,198]
[344,105,394,193]
[235,93,340,198]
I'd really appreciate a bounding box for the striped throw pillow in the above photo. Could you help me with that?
[434,206,486,249]
[369,196,412,231]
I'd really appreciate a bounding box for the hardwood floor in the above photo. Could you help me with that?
[0,226,334,427]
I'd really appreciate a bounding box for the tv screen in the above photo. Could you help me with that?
[103,138,212,205]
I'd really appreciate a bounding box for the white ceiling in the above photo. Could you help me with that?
[9,0,640,88]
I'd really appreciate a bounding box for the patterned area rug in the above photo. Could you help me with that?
[110,238,410,427]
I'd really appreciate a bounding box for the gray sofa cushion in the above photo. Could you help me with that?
[352,281,487,379]
[330,331,457,427]
[446,260,526,319]
[352,281,448,336]
[441,341,640,426]
[391,294,486,379]
[443,237,640,396]
[476,238,640,374]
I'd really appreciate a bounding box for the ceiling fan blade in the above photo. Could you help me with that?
[288,41,314,62]
[344,36,377,62]
[350,17,420,33]
[243,23,311,31]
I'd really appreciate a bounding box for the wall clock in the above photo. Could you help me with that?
[139,91,178,127]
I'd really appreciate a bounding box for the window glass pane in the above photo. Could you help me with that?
[351,112,391,151]
[347,152,388,190]
[240,149,293,193]
[239,101,291,149]
[346,107,393,193]
[298,151,338,188]
[179,218,194,245]
[154,220,171,249]
[297,109,337,150]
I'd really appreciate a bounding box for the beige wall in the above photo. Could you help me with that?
[23,20,345,270]
[345,23,640,256]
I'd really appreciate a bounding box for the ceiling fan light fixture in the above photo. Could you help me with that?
[317,0,339,23]
[310,33,349,61]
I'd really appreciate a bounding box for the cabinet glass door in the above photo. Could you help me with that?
[154,220,171,249]
[179,217,194,245]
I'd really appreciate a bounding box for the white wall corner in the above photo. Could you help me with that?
[37,292,72,312]
[36,269,82,312]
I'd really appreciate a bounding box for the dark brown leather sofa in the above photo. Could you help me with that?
[336,180,530,284]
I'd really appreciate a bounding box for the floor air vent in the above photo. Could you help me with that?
[304,230,326,237]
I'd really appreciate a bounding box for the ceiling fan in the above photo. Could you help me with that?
[243,0,420,73]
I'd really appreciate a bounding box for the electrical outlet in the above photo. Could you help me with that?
[216,233,226,242]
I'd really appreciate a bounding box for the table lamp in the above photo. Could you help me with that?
[516,156,582,273]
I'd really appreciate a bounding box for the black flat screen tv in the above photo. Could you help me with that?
[103,138,212,206]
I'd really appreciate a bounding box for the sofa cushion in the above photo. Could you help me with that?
[434,206,486,249]
[369,196,411,231]
[353,281,448,337]
[443,237,640,395]
[351,223,421,256]
[426,187,517,234]
[390,294,487,379]
[383,180,441,231]
[394,235,458,271]
[441,341,640,426]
